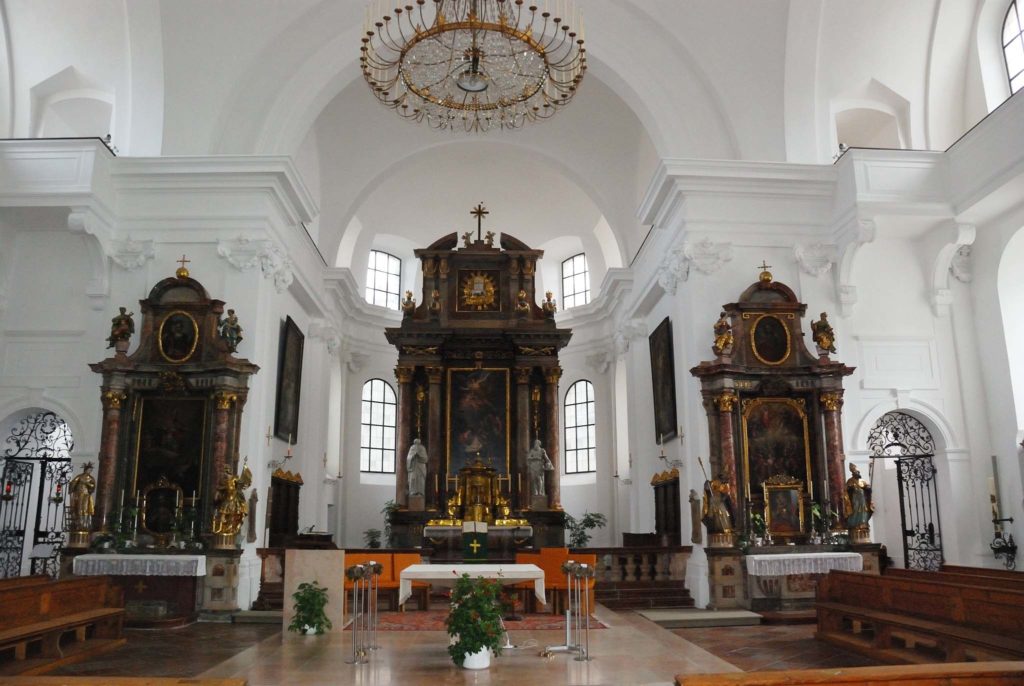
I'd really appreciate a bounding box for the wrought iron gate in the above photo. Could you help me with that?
[868,411,944,571]
[0,411,74,578]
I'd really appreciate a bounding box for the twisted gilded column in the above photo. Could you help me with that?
[515,366,532,509]
[394,365,415,508]
[426,366,444,510]
[211,391,238,485]
[714,390,739,505]
[820,391,846,517]
[95,389,126,531]
[544,367,562,510]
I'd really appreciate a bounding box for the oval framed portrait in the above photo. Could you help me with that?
[750,314,790,366]
[158,310,199,363]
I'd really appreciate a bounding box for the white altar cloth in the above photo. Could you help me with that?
[399,563,545,605]
[745,552,862,577]
[73,553,207,577]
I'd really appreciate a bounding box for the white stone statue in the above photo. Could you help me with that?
[407,438,428,497]
[526,439,554,497]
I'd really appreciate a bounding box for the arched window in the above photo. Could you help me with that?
[365,250,402,310]
[564,380,596,473]
[360,379,396,473]
[1005,1,1024,94]
[561,253,590,309]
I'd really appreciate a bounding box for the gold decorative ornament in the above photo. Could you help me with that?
[214,391,237,410]
[485,231,496,248]
[757,260,773,283]
[459,271,498,311]
[515,367,532,384]
[423,257,437,277]
[439,258,449,277]
[211,462,253,548]
[430,289,442,313]
[401,291,416,315]
[820,391,843,412]
[461,231,473,248]
[271,468,304,484]
[394,366,415,384]
[403,345,439,355]
[541,291,556,315]
[544,367,562,385]
[360,0,586,132]
[711,311,734,357]
[714,391,737,413]
[101,390,126,410]
[426,366,444,384]
[175,254,191,279]
[811,312,837,354]
[515,289,530,313]
[518,345,554,356]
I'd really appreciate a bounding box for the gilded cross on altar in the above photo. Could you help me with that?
[175,254,191,279]
[468,539,482,553]
[758,260,772,272]
[471,203,489,242]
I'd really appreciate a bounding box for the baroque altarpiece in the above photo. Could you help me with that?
[386,228,571,551]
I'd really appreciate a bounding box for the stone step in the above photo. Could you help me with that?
[600,597,695,610]
[233,610,282,624]
[596,589,693,602]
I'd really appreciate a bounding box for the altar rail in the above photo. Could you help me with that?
[675,661,1024,685]
[578,546,691,583]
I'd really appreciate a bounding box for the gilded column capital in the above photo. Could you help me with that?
[438,258,449,277]
[214,391,238,410]
[426,366,444,384]
[714,391,737,413]
[820,391,844,412]
[422,257,437,277]
[515,367,533,384]
[395,365,415,384]
[543,367,562,385]
[101,390,126,410]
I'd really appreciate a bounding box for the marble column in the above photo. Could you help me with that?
[95,389,126,531]
[820,391,847,517]
[714,391,739,505]
[211,392,237,488]
[394,365,415,508]
[426,366,444,510]
[544,367,562,510]
[515,366,532,510]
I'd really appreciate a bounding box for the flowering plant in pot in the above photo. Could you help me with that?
[287,580,332,635]
[445,573,504,669]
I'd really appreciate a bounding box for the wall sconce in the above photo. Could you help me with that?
[268,434,294,471]
[1,480,14,502]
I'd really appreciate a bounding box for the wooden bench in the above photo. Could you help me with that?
[816,570,1024,664]
[0,679,246,686]
[941,564,1023,580]
[0,576,126,676]
[674,661,1024,685]
[884,567,1024,591]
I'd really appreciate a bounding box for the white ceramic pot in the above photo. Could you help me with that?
[462,647,491,670]
[303,625,318,635]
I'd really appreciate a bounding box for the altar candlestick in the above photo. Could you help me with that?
[119,490,124,513]
[517,473,522,495]
[434,474,439,496]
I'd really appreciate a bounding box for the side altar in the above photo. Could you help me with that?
[385,211,571,553]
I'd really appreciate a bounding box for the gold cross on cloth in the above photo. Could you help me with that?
[469,539,482,553]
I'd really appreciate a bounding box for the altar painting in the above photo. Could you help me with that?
[446,368,510,476]
[741,398,812,498]
[133,397,207,498]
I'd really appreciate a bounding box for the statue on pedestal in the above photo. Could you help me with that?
[711,311,733,357]
[217,309,243,352]
[526,439,554,496]
[811,312,837,354]
[401,291,416,316]
[67,462,96,532]
[107,307,134,349]
[212,462,252,547]
[843,463,873,530]
[406,438,428,497]
[701,477,734,534]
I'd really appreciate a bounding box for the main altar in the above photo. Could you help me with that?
[385,212,572,554]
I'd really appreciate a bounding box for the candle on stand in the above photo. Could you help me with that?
[119,490,125,512]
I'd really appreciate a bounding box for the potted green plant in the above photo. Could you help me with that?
[564,511,608,548]
[750,512,768,545]
[445,573,504,669]
[288,580,332,635]
[363,528,382,548]
[381,499,399,547]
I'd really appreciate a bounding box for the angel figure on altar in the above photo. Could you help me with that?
[212,461,252,537]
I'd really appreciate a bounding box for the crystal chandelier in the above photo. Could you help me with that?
[360,0,586,132]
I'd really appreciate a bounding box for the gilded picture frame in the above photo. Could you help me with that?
[132,396,208,499]
[747,313,792,366]
[446,368,510,476]
[741,397,813,499]
[764,477,805,536]
[157,310,199,363]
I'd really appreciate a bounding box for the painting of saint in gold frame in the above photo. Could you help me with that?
[764,478,805,536]
[741,397,813,499]
[133,396,207,499]
[446,368,510,477]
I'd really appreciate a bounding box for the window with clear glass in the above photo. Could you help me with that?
[365,250,402,310]
[561,253,590,310]
[564,380,596,474]
[1005,1,1024,94]
[360,378,396,473]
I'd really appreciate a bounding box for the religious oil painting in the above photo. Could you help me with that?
[133,397,207,498]
[274,316,305,442]
[741,397,813,498]
[446,368,510,476]
[158,310,199,363]
[648,316,678,442]
[764,482,804,535]
[750,313,791,366]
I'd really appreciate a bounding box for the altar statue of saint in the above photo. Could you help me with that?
[212,462,252,536]
[406,438,428,497]
[711,311,733,356]
[68,462,96,531]
[844,463,873,529]
[701,477,734,534]
[526,439,554,496]
[401,290,416,315]
[107,307,134,348]
[542,291,557,316]
[811,312,837,354]
[218,309,243,352]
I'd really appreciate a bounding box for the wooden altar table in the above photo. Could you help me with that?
[398,563,545,606]
[73,554,205,626]
[745,552,862,576]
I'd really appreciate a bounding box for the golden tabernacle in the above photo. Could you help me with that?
[430,457,527,527]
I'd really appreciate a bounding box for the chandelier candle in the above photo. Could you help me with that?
[360,0,586,132]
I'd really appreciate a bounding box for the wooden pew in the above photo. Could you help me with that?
[674,661,1024,685]
[0,576,126,676]
[816,570,1024,664]
[884,567,1024,591]
[0,679,246,686]
[941,564,1024,580]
